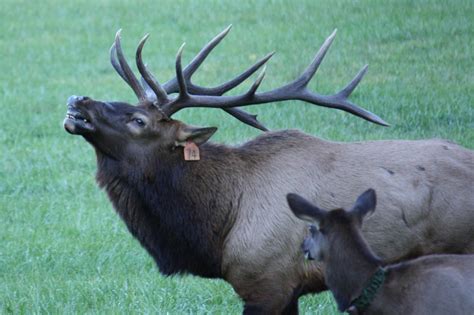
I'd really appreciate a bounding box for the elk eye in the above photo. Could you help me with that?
[134,118,145,127]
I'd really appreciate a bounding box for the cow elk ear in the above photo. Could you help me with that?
[350,189,377,222]
[287,193,326,227]
[176,124,218,146]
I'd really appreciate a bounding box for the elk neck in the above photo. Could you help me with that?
[324,225,383,312]
[93,142,242,278]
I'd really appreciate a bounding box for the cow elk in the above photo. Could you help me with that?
[63,26,474,314]
[287,189,474,314]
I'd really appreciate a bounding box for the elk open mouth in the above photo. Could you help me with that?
[64,109,95,134]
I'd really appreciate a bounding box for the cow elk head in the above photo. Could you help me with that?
[287,189,377,261]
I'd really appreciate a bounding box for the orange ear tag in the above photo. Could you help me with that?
[184,141,200,161]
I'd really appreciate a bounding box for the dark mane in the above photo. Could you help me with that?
[95,143,242,278]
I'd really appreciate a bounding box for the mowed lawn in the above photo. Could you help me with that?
[0,0,472,314]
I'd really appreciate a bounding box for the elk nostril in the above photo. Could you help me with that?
[67,95,89,106]
[67,95,79,106]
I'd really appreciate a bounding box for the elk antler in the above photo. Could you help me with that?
[112,26,271,130]
[111,27,389,129]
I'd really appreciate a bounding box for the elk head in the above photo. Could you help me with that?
[64,26,388,161]
[64,95,217,160]
[287,189,377,261]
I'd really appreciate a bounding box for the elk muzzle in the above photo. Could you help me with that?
[64,95,95,135]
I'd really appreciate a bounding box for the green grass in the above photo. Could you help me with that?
[0,0,472,313]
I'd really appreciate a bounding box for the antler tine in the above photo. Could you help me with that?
[186,24,232,80]
[136,34,169,104]
[161,30,389,127]
[175,43,189,99]
[110,43,130,84]
[247,66,267,96]
[218,53,273,131]
[161,26,270,130]
[163,24,274,96]
[199,52,274,96]
[294,29,337,88]
[162,25,232,93]
[336,64,368,98]
[114,30,148,102]
[221,108,268,131]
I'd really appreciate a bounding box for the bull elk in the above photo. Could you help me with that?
[63,26,474,314]
[287,189,474,314]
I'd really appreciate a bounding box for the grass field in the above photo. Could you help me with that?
[0,0,472,314]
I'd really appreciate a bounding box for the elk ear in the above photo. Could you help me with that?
[176,124,218,146]
[350,189,376,221]
[287,193,326,227]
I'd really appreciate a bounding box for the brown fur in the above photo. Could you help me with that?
[64,97,474,314]
[372,255,474,315]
